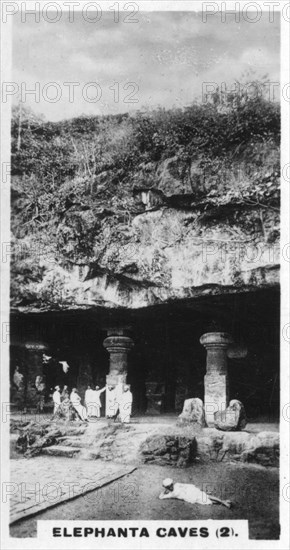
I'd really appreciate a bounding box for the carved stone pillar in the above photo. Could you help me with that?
[200,332,233,426]
[103,328,134,388]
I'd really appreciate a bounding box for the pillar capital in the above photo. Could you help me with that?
[200,332,233,349]
[103,335,134,354]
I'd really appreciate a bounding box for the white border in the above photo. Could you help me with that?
[1,2,289,549]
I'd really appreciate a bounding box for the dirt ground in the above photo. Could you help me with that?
[10,460,279,540]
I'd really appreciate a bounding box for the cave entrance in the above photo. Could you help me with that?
[10,288,280,421]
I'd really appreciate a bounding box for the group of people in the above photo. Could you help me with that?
[52,386,96,421]
[52,383,133,423]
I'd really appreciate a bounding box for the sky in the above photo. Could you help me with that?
[12,10,280,121]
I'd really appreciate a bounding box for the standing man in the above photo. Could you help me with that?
[119,384,133,423]
[105,385,118,419]
[51,385,61,419]
[70,388,88,421]
[89,385,106,418]
[84,385,93,414]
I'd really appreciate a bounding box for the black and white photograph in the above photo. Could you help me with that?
[0,1,289,548]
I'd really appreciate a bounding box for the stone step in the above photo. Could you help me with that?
[41,445,81,457]
[57,436,89,447]
[79,449,100,460]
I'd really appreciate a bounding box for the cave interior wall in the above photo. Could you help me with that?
[10,289,280,420]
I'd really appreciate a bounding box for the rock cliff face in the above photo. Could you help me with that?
[10,101,280,312]
[12,201,279,312]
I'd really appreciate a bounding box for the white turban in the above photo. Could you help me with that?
[162,478,174,488]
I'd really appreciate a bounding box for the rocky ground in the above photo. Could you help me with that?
[11,417,280,467]
[10,459,279,540]
[9,417,280,540]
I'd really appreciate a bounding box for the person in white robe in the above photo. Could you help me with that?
[84,385,94,412]
[118,384,133,423]
[105,385,118,418]
[159,478,232,508]
[70,388,88,421]
[52,386,61,418]
[87,385,106,418]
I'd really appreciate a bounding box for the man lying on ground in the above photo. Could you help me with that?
[159,478,232,508]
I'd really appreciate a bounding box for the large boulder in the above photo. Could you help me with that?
[220,431,252,458]
[214,399,247,431]
[15,420,87,457]
[195,429,224,461]
[177,398,206,427]
[241,431,279,467]
[195,428,279,466]
[140,434,196,467]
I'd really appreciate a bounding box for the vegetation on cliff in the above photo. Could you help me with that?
[10,80,280,305]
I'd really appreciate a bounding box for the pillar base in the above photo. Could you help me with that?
[204,373,229,426]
